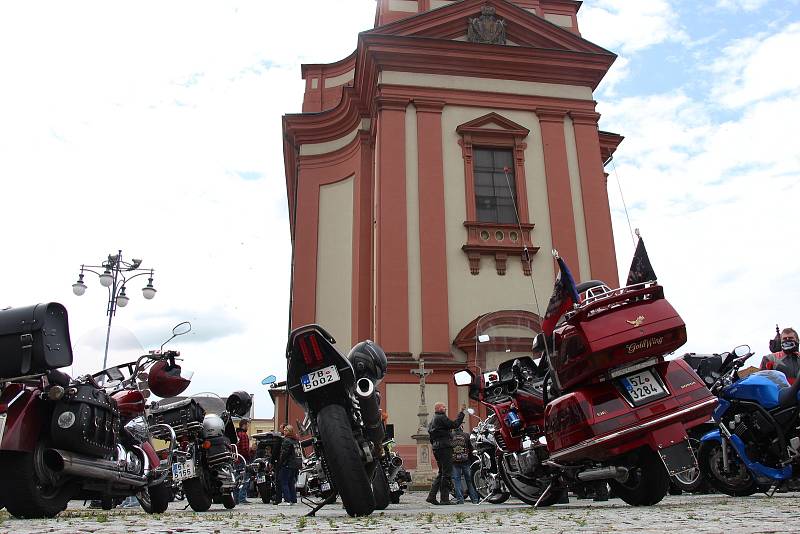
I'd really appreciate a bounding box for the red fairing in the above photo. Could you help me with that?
[140,440,161,468]
[112,389,146,419]
[0,385,43,452]
[544,359,717,462]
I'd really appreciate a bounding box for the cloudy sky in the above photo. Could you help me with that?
[0,1,797,416]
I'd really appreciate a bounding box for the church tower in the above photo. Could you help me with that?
[280,0,623,468]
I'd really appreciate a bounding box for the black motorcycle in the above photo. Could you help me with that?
[468,411,510,504]
[285,325,387,517]
[250,430,283,503]
[148,391,251,511]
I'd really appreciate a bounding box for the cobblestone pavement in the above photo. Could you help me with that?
[1,492,796,533]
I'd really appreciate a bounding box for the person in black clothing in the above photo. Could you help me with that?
[426,402,465,505]
[276,424,302,505]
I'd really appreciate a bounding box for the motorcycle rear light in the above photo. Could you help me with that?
[308,334,324,364]
[299,337,314,366]
[202,440,212,449]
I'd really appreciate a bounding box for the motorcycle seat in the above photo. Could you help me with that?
[46,369,71,387]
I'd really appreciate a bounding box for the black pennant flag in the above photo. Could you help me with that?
[626,237,657,286]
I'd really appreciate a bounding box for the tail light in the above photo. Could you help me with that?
[298,334,325,367]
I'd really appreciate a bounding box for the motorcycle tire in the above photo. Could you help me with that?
[389,491,401,504]
[222,492,236,509]
[183,477,213,512]
[257,482,272,503]
[609,450,670,506]
[0,443,74,519]
[471,461,509,504]
[317,403,376,517]
[498,460,565,507]
[372,465,391,510]
[698,440,761,497]
[138,482,171,514]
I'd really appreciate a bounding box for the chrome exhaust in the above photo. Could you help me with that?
[44,449,148,487]
[577,466,629,483]
[355,377,374,398]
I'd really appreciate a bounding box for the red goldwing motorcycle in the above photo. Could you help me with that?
[0,304,187,518]
[456,282,718,506]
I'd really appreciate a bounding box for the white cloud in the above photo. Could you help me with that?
[578,0,688,55]
[707,22,800,108]
[716,0,771,11]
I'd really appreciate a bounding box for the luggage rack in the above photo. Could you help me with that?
[564,280,659,322]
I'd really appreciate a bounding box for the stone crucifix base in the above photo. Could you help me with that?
[410,432,436,490]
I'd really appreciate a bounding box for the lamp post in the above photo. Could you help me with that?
[72,250,157,370]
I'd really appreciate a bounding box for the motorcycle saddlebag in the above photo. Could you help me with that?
[51,381,120,458]
[148,398,206,438]
[206,435,233,467]
[550,284,687,391]
[0,302,73,380]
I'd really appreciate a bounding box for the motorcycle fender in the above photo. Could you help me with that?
[140,441,161,472]
[0,388,43,452]
[647,423,696,476]
[726,434,792,481]
[700,429,722,443]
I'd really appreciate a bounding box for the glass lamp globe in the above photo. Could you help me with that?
[72,275,87,296]
[142,283,156,300]
[99,269,113,287]
[116,288,130,307]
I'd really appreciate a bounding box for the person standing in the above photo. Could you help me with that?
[277,424,302,505]
[761,327,800,383]
[451,425,480,504]
[236,419,252,504]
[426,402,465,505]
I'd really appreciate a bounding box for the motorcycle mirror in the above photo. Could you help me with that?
[454,369,474,386]
[261,375,277,385]
[733,345,751,358]
[173,321,192,336]
[477,334,490,343]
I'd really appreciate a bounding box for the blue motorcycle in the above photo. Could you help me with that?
[698,345,800,496]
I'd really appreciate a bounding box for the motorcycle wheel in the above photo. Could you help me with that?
[316,403,376,517]
[609,450,670,506]
[389,491,400,504]
[183,477,213,512]
[498,460,565,507]
[471,460,509,504]
[222,492,236,509]
[698,440,761,496]
[257,482,272,503]
[137,482,171,514]
[0,442,74,519]
[372,465,391,510]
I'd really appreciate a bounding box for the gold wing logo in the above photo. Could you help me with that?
[626,315,645,327]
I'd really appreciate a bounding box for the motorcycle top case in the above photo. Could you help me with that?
[550,284,687,392]
[0,302,73,380]
[253,432,283,460]
[148,398,206,438]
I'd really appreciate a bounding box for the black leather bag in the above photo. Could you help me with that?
[148,398,205,438]
[0,302,73,380]
[51,382,120,458]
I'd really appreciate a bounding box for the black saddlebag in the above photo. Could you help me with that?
[148,398,206,438]
[51,382,120,457]
[0,302,73,380]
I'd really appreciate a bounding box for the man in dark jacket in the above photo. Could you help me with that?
[426,402,465,505]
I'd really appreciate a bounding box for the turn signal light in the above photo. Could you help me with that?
[202,440,212,449]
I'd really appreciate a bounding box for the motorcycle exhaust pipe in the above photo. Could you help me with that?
[44,449,148,488]
[355,378,385,450]
[577,466,629,483]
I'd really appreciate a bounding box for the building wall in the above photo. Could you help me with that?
[386,382,447,446]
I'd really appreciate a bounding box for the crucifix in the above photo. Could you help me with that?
[410,358,433,432]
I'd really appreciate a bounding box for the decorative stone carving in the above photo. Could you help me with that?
[467,6,507,45]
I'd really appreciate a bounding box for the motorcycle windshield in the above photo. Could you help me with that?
[474,305,543,386]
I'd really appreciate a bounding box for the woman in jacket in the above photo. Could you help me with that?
[276,424,302,505]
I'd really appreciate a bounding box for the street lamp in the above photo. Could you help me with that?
[72,250,157,370]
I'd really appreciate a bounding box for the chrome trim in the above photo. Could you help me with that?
[549,397,718,461]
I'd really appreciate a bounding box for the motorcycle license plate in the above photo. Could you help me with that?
[256,474,266,484]
[0,413,6,445]
[619,369,666,406]
[171,460,196,482]
[320,481,331,492]
[389,482,399,492]
[301,365,340,392]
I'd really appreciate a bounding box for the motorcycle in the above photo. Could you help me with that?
[285,325,387,516]
[250,429,283,503]
[148,390,252,511]
[377,439,411,505]
[698,345,800,496]
[456,280,718,507]
[468,411,510,504]
[0,304,183,518]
